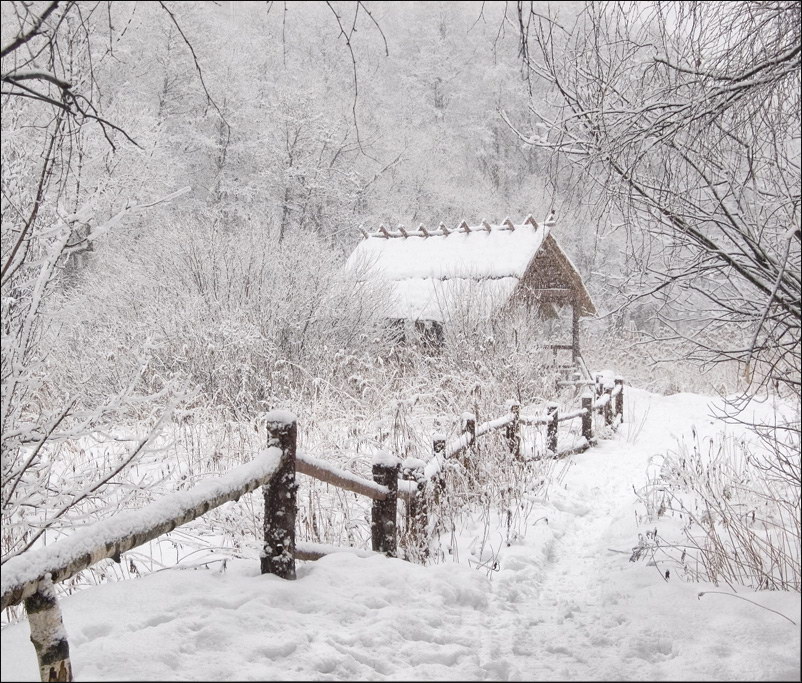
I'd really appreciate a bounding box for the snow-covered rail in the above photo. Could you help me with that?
[419,376,625,483]
[296,452,390,500]
[1,447,284,612]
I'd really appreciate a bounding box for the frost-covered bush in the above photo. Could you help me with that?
[44,215,389,418]
[634,424,801,592]
[1,215,391,602]
[284,306,580,564]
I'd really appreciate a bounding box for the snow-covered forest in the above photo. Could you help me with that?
[1,1,800,681]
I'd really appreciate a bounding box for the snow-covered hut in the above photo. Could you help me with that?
[346,215,596,356]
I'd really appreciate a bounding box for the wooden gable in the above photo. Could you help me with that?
[516,233,596,316]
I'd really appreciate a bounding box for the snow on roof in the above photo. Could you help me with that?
[346,216,550,322]
[384,276,519,322]
[349,217,547,281]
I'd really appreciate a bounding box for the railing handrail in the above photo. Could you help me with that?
[2,441,419,612]
[417,377,626,480]
[293,371,626,494]
[305,373,626,491]
[424,410,519,480]
[295,541,378,562]
[1,447,283,611]
[296,451,390,501]
[475,411,516,437]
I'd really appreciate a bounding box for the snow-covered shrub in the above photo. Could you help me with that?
[44,214,389,418]
[634,424,801,592]
[1,217,391,617]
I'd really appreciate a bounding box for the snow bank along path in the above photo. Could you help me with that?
[2,389,800,680]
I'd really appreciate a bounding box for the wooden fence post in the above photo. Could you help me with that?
[547,402,558,454]
[581,393,593,443]
[604,386,613,426]
[462,412,478,484]
[261,413,297,580]
[432,434,447,500]
[505,401,521,458]
[371,452,400,557]
[401,457,427,561]
[615,377,625,422]
[433,435,446,461]
[25,576,72,683]
[464,413,477,450]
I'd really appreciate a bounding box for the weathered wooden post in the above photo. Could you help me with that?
[615,377,625,422]
[505,401,521,458]
[432,434,447,501]
[461,412,478,484]
[401,456,427,561]
[547,402,559,454]
[433,435,446,461]
[261,412,297,580]
[371,451,400,557]
[571,301,580,364]
[25,576,72,682]
[463,412,477,451]
[604,386,613,427]
[581,392,593,443]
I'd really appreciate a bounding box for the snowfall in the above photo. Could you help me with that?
[2,388,800,681]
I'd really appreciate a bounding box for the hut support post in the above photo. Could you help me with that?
[261,415,298,580]
[571,302,580,365]
[25,576,73,682]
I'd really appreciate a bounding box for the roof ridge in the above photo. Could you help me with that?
[361,215,544,239]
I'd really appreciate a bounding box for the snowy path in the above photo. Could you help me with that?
[496,392,799,681]
[2,390,800,681]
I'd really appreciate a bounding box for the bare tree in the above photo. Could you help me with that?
[506,1,800,424]
[0,1,200,572]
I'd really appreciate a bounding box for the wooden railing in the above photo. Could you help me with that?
[1,377,625,682]
[1,436,286,681]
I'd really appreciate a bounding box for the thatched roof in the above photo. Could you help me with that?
[346,215,596,322]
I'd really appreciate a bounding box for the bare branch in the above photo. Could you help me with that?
[0,1,65,59]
